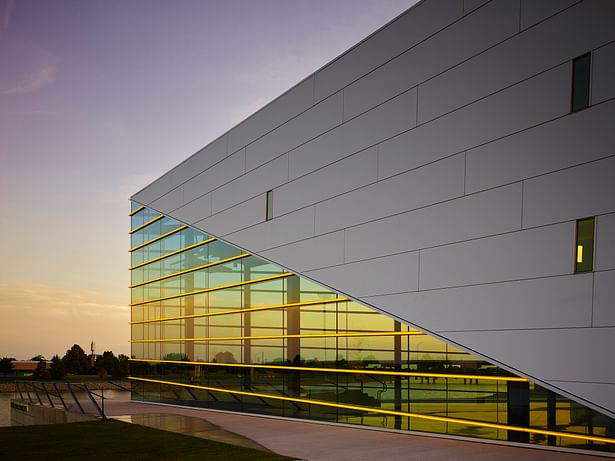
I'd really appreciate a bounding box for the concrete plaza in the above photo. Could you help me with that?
[103,399,614,461]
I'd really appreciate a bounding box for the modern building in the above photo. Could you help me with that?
[128,0,615,454]
[9,361,52,376]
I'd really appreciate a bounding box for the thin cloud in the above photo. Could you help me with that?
[2,0,13,30]
[0,65,56,95]
[0,282,127,316]
[0,282,129,359]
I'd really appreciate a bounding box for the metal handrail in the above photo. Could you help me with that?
[14,380,134,420]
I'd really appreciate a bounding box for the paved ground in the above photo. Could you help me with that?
[113,412,273,452]
[101,399,614,461]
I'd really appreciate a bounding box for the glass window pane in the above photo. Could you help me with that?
[571,53,591,112]
[576,217,594,272]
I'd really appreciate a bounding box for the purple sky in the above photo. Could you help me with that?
[0,0,417,360]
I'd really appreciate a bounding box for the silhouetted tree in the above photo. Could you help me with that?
[63,344,90,374]
[163,352,188,361]
[96,351,118,377]
[33,360,49,379]
[129,359,152,375]
[213,351,236,363]
[0,357,15,373]
[49,355,66,379]
[112,354,130,378]
[30,355,45,361]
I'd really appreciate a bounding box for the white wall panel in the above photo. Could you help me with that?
[220,206,316,254]
[149,186,183,214]
[315,153,464,235]
[175,134,229,183]
[313,0,462,102]
[274,146,377,217]
[378,64,570,180]
[289,89,417,180]
[133,0,615,418]
[593,270,615,327]
[364,273,592,332]
[264,206,315,250]
[444,327,615,384]
[194,194,263,238]
[131,134,227,205]
[261,231,345,273]
[131,174,176,207]
[172,193,211,226]
[463,0,490,15]
[246,92,343,171]
[223,223,267,255]
[596,213,615,271]
[466,100,615,193]
[522,155,615,228]
[227,77,314,154]
[345,182,521,262]
[592,40,615,105]
[549,381,615,416]
[519,0,579,31]
[306,251,419,298]
[419,222,574,290]
[419,0,615,125]
[343,0,518,121]
[183,149,245,203]
[211,155,288,214]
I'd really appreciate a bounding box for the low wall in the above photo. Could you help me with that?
[10,399,97,426]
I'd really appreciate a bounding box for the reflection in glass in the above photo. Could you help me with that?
[129,203,614,452]
[576,217,594,273]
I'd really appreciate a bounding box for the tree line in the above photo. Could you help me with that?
[0,344,129,379]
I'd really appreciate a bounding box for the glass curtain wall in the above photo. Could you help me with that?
[128,203,615,453]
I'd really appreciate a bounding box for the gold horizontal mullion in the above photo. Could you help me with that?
[129,297,348,324]
[129,214,164,234]
[129,206,145,216]
[127,377,615,445]
[129,331,423,342]
[129,253,249,289]
[129,225,187,252]
[127,358,527,382]
[129,272,292,306]
[128,238,216,270]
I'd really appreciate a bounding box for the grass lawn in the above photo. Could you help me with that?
[0,420,294,461]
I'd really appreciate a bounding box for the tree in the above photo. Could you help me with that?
[62,344,90,374]
[33,360,49,379]
[163,352,188,361]
[112,354,130,378]
[95,351,118,377]
[49,355,66,379]
[30,355,45,361]
[0,357,15,374]
[213,351,236,363]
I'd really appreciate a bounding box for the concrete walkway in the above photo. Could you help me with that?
[103,400,614,461]
[113,412,273,453]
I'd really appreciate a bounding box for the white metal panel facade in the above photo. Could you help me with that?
[131,0,615,417]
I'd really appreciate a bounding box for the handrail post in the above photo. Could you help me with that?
[53,383,68,410]
[15,381,25,401]
[22,382,33,403]
[41,382,55,408]
[82,383,104,419]
[66,382,84,414]
[30,382,43,405]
